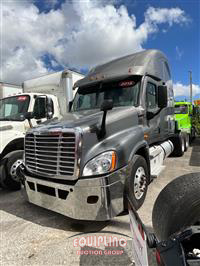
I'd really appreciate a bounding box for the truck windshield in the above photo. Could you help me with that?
[0,95,30,121]
[174,105,188,114]
[72,77,141,112]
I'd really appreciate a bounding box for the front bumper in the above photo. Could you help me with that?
[23,166,128,221]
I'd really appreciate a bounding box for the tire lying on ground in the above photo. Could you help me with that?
[152,173,200,241]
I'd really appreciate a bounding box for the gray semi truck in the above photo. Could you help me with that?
[20,50,186,221]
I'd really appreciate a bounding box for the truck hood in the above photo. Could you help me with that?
[30,107,139,135]
[25,107,142,178]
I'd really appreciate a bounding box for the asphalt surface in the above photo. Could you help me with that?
[1,138,200,266]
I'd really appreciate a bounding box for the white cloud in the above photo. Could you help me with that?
[144,7,190,26]
[4,47,48,82]
[1,1,65,82]
[174,82,200,98]
[1,0,190,85]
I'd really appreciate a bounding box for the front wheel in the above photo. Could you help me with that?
[0,150,24,191]
[126,155,149,210]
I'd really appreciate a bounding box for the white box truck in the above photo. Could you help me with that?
[0,70,84,190]
[0,82,22,99]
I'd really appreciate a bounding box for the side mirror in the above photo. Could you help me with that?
[146,111,155,120]
[101,99,113,112]
[24,112,34,128]
[24,112,34,120]
[33,95,53,120]
[158,85,168,109]
[46,96,53,119]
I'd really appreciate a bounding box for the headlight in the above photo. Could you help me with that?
[82,151,117,176]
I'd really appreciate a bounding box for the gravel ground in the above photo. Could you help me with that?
[0,138,200,266]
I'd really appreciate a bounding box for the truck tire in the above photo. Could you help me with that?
[126,155,149,210]
[0,150,24,191]
[184,133,189,152]
[152,173,200,241]
[171,132,185,157]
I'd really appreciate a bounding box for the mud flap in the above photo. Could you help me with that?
[128,205,149,266]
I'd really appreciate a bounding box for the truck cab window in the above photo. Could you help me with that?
[146,82,157,109]
[0,95,30,121]
[174,105,188,114]
[72,77,141,112]
[34,97,54,119]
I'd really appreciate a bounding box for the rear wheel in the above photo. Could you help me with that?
[171,132,185,157]
[184,133,189,151]
[126,155,149,210]
[0,150,23,191]
[152,173,200,240]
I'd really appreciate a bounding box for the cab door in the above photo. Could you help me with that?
[145,79,160,143]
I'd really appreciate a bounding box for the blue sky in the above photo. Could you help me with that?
[1,0,200,99]
[131,0,199,85]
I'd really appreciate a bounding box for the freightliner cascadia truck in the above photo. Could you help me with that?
[21,50,187,221]
[0,70,84,190]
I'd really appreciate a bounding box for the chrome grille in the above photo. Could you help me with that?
[25,131,77,177]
